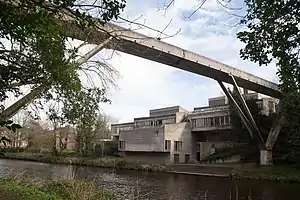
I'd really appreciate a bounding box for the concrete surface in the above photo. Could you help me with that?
[64,21,281,98]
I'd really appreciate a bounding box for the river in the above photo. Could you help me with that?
[0,159,299,200]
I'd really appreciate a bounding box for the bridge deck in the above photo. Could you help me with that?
[65,22,281,98]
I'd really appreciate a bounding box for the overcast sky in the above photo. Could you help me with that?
[5,0,278,124]
[94,0,279,123]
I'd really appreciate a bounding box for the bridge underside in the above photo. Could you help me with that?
[64,22,281,98]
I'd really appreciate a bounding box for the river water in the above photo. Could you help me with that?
[0,159,299,200]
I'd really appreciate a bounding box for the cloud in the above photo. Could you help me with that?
[97,0,278,123]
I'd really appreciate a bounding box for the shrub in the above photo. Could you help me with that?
[0,180,64,200]
[1,176,116,200]
[45,180,115,200]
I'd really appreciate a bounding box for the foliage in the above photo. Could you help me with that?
[228,91,276,161]
[0,177,116,200]
[45,179,115,200]
[237,0,300,129]
[0,0,125,122]
[70,97,112,155]
[4,152,169,172]
[0,180,64,200]
[0,120,23,148]
[231,165,300,182]
[273,126,300,164]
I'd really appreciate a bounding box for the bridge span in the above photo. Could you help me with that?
[64,21,281,98]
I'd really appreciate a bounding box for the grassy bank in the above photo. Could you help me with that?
[2,152,168,172]
[0,177,115,200]
[231,165,300,182]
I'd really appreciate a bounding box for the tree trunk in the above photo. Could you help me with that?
[0,38,112,121]
[0,85,46,121]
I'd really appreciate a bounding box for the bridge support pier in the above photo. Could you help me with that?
[260,149,273,166]
[217,76,284,166]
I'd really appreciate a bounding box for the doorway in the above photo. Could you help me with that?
[174,154,179,164]
[197,152,200,162]
[185,154,190,163]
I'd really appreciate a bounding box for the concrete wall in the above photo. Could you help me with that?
[121,152,170,164]
[261,98,276,115]
[165,122,194,163]
[150,106,181,117]
[119,127,165,152]
[209,96,227,107]
[175,112,186,123]
[111,123,134,136]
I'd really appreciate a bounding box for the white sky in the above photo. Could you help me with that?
[96,0,279,123]
[5,0,279,124]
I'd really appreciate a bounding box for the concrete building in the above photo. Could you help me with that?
[111,93,277,164]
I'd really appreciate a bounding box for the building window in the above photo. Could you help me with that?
[220,116,225,126]
[192,119,196,128]
[119,141,125,150]
[157,120,162,126]
[225,115,230,125]
[268,101,274,113]
[214,117,218,126]
[165,140,171,150]
[174,141,183,151]
[210,117,214,126]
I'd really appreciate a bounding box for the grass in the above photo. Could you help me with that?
[0,176,116,200]
[3,152,168,172]
[0,180,64,200]
[231,165,300,182]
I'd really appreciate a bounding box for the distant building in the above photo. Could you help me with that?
[55,125,75,151]
[111,93,277,164]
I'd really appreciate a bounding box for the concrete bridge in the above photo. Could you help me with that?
[64,21,281,98]
[64,20,284,165]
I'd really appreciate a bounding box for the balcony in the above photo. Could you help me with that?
[191,115,231,131]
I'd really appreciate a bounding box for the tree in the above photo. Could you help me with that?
[229,90,277,162]
[46,103,63,155]
[0,0,125,122]
[237,0,300,128]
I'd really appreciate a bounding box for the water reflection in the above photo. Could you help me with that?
[0,159,299,200]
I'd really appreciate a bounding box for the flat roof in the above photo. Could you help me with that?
[134,114,176,121]
[150,105,182,112]
[208,96,226,101]
[111,122,134,127]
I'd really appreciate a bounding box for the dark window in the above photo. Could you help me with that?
[119,141,125,149]
[225,115,230,125]
[214,117,218,126]
[192,119,196,128]
[220,116,224,126]
[174,154,180,164]
[165,140,171,150]
[174,141,183,151]
[210,117,214,126]
[185,154,190,163]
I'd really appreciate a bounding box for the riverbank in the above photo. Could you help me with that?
[2,152,168,172]
[231,165,300,182]
[0,177,115,200]
[3,152,300,183]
